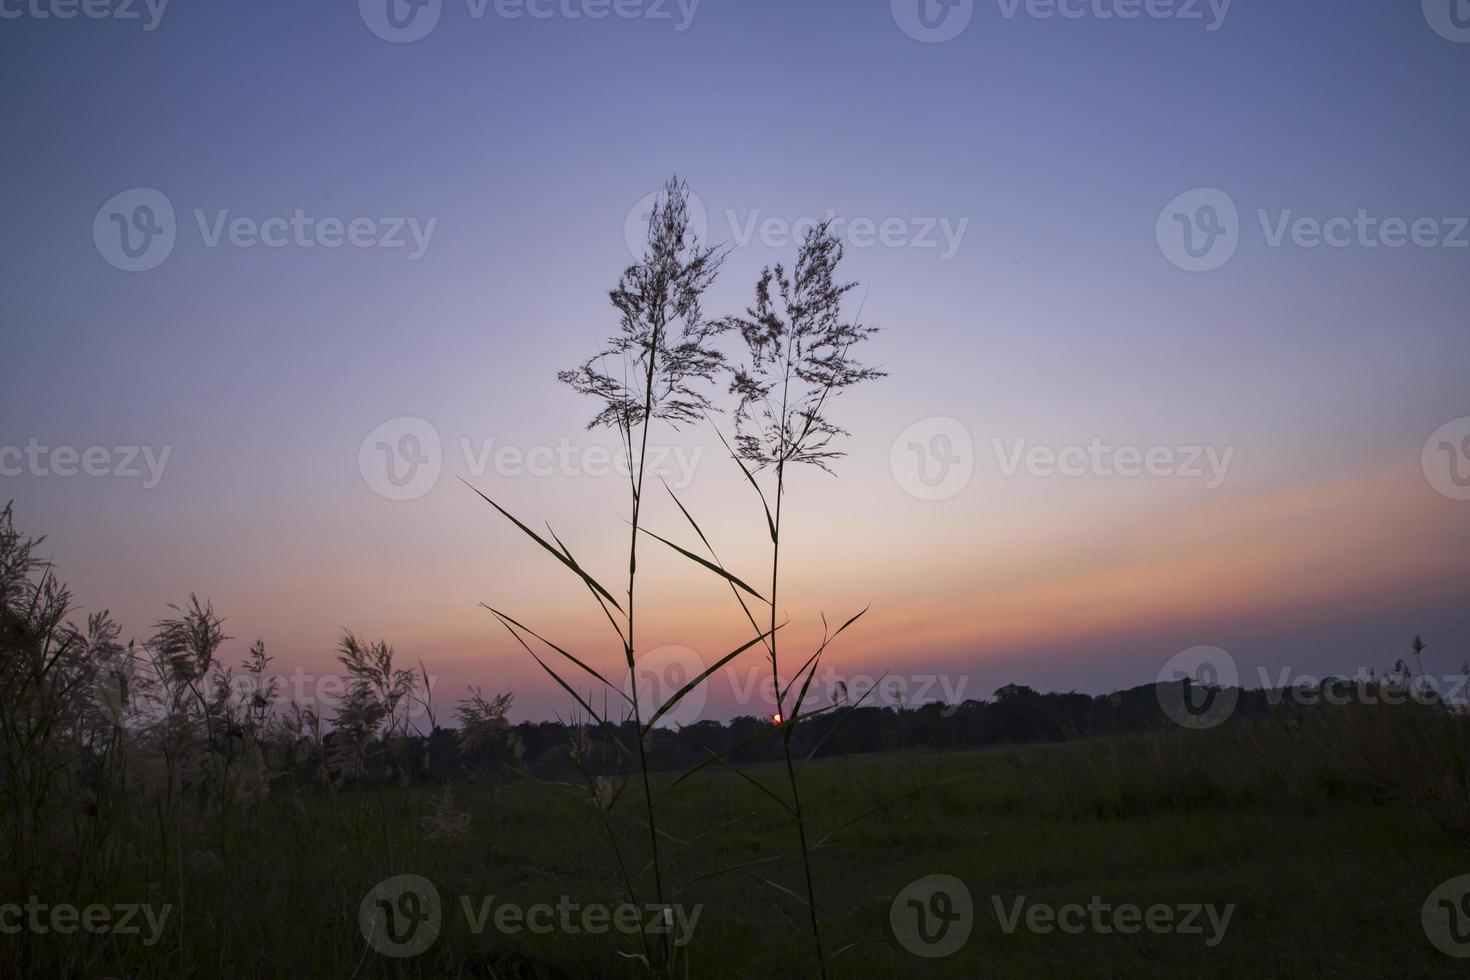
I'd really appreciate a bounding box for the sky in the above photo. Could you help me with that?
[1,0,1467,724]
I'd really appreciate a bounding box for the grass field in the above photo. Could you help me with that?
[11,723,1467,979]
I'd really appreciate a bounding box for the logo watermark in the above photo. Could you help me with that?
[1156,188,1239,273]
[94,189,437,272]
[1424,0,1470,43]
[891,875,1232,956]
[0,440,171,489]
[93,188,176,272]
[1424,417,1470,501]
[0,898,173,946]
[627,645,707,727]
[358,417,705,502]
[0,0,168,29]
[1155,645,1239,730]
[360,875,443,958]
[725,210,968,260]
[1256,667,1467,709]
[1158,188,1469,272]
[992,437,1234,489]
[890,421,1232,499]
[891,417,975,502]
[992,894,1233,945]
[624,191,969,262]
[1157,647,1460,729]
[91,667,442,729]
[892,874,974,957]
[359,875,701,958]
[360,0,701,43]
[727,666,971,716]
[360,417,444,502]
[462,438,702,488]
[891,0,974,43]
[1424,876,1470,957]
[892,0,1231,43]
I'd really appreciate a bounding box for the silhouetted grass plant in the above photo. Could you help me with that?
[682,220,882,978]
[466,177,778,974]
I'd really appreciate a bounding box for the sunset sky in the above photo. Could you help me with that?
[2,0,1466,722]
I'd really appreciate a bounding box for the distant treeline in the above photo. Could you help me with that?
[344,676,1444,784]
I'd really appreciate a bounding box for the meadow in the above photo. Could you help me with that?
[6,184,1467,979]
[7,716,1468,978]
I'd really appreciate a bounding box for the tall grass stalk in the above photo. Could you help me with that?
[472,176,741,972]
[559,174,729,968]
[722,223,883,978]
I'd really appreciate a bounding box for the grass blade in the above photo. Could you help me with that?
[463,478,623,612]
[639,527,767,602]
[662,481,774,659]
[642,626,780,733]
[491,613,631,762]
[482,604,630,705]
[788,604,873,726]
[705,415,776,542]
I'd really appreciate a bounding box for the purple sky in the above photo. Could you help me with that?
[1,0,1467,723]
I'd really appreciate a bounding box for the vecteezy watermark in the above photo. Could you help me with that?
[891,0,1231,43]
[93,189,437,272]
[891,875,1233,956]
[624,187,710,258]
[991,895,1233,946]
[360,0,701,43]
[891,417,975,502]
[359,875,702,958]
[359,417,444,502]
[1255,667,1469,709]
[1156,649,1464,729]
[891,0,975,43]
[1155,645,1239,730]
[1424,876,1470,957]
[358,417,705,502]
[992,437,1235,489]
[1423,0,1470,43]
[93,188,177,272]
[890,422,1233,500]
[0,440,171,489]
[891,874,974,958]
[1156,188,1239,273]
[0,898,173,945]
[726,666,971,717]
[623,190,969,262]
[360,875,443,958]
[0,0,169,30]
[193,210,436,259]
[627,645,707,727]
[460,438,703,488]
[91,667,443,729]
[725,210,969,261]
[1158,187,1470,272]
[242,669,441,719]
[1424,417,1470,502]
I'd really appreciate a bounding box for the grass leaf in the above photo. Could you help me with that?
[639,526,768,602]
[462,478,623,613]
[642,626,780,734]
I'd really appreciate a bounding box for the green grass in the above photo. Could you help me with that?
[12,732,1466,979]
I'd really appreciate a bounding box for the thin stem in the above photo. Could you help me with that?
[626,331,669,971]
[771,317,831,976]
[769,452,828,979]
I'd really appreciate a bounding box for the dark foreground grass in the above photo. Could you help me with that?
[12,728,1466,979]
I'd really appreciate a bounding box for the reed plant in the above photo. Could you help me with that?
[467,177,776,973]
[715,222,883,977]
